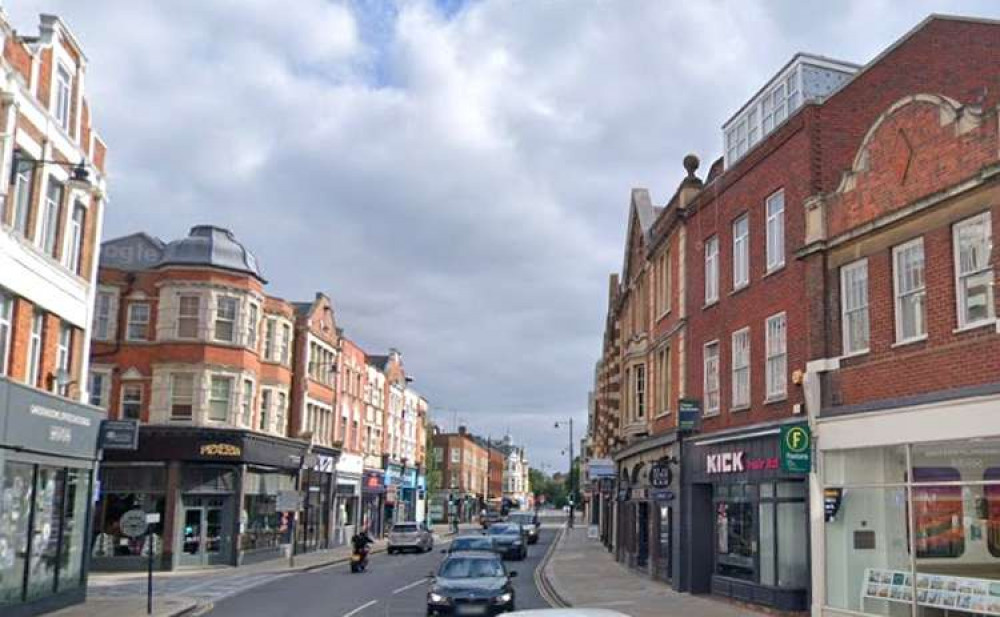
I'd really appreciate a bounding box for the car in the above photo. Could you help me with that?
[479,509,503,528]
[388,521,434,554]
[427,551,517,616]
[505,512,540,545]
[447,535,499,554]
[485,523,527,560]
[506,611,628,617]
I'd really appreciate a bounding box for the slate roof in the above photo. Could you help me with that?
[157,225,264,281]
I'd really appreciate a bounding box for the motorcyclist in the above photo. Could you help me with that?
[351,526,374,567]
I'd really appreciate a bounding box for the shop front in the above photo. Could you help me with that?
[296,447,338,555]
[814,393,1000,617]
[96,427,308,571]
[0,379,103,617]
[399,466,418,522]
[332,453,362,546]
[384,461,403,525]
[614,434,680,585]
[585,458,616,549]
[680,423,810,611]
[361,469,385,536]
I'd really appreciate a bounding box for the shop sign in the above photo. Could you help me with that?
[1,380,103,459]
[336,483,357,496]
[99,419,139,450]
[402,467,418,489]
[363,471,385,493]
[678,399,701,432]
[313,455,336,474]
[384,463,403,487]
[120,509,148,538]
[649,461,673,488]
[824,488,843,522]
[199,443,242,457]
[780,424,812,474]
[650,488,675,502]
[707,451,745,474]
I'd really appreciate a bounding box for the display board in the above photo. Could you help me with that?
[862,568,1000,614]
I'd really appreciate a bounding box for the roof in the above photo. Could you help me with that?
[157,225,264,281]
[367,355,390,370]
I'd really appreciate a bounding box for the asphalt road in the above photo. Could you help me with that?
[204,527,558,617]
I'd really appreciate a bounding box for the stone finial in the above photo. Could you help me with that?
[683,154,700,178]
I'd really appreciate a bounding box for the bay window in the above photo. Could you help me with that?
[209,376,233,421]
[214,297,238,342]
[170,374,194,420]
[177,295,200,338]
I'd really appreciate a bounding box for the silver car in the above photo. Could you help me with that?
[388,521,434,554]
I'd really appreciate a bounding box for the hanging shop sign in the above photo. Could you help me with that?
[780,424,812,474]
[649,461,673,488]
[99,419,139,450]
[824,488,843,522]
[678,399,701,432]
[650,488,675,502]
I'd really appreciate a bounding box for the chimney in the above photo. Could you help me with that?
[458,425,467,436]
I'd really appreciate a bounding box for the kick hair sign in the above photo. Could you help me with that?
[706,451,779,474]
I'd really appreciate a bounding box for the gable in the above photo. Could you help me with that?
[100,233,165,271]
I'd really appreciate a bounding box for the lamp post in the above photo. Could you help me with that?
[554,419,575,528]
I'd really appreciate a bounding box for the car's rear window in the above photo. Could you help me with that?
[453,537,492,551]
[393,524,418,532]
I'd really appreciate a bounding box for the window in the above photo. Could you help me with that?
[65,203,85,273]
[177,295,200,338]
[733,214,749,289]
[88,371,108,408]
[762,90,774,133]
[451,448,460,463]
[658,347,672,415]
[241,379,253,427]
[705,236,719,304]
[93,291,116,341]
[40,179,63,257]
[634,364,646,420]
[765,190,785,271]
[56,323,72,395]
[54,63,72,130]
[121,384,142,420]
[953,212,994,328]
[773,83,787,124]
[704,341,720,415]
[209,376,233,421]
[732,328,750,409]
[0,289,11,376]
[126,302,150,341]
[893,238,926,342]
[263,318,276,359]
[280,324,291,364]
[275,392,287,434]
[247,304,259,351]
[259,389,272,432]
[169,374,194,419]
[786,73,800,111]
[659,250,671,315]
[10,155,34,236]
[748,106,760,146]
[26,310,44,387]
[840,259,869,355]
[766,313,787,400]
[214,297,238,342]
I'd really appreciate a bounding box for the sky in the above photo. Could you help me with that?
[7,0,1000,472]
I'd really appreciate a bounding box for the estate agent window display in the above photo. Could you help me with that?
[823,439,1000,617]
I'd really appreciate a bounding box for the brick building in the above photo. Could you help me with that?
[0,11,109,616]
[432,426,489,523]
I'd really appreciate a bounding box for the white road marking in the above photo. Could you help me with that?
[392,578,429,594]
[343,599,377,617]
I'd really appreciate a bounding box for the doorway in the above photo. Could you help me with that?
[178,497,228,567]
[637,501,649,568]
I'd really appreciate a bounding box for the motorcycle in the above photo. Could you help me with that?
[350,547,369,573]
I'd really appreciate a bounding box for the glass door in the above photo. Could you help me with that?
[179,500,228,567]
[179,508,204,567]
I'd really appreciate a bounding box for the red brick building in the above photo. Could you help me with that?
[0,12,109,616]
[432,426,490,523]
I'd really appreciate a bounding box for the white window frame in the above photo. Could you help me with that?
[451,448,460,463]
[56,322,72,395]
[26,310,44,387]
[893,238,927,344]
[247,303,259,352]
[64,202,85,273]
[634,363,646,420]
[840,259,870,356]
[54,62,73,131]
[88,369,110,409]
[705,235,719,304]
[120,383,142,420]
[126,302,151,341]
[40,178,63,256]
[658,346,672,416]
[214,296,239,343]
[208,375,233,422]
[765,190,785,271]
[703,341,720,416]
[11,156,34,236]
[733,214,750,290]
[280,323,292,364]
[259,388,272,432]
[275,391,287,435]
[953,212,995,329]
[263,317,276,360]
[241,378,254,427]
[765,312,787,401]
[177,295,201,339]
[93,290,117,341]
[731,328,750,409]
[170,373,195,420]
[0,289,12,377]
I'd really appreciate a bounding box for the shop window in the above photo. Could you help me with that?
[242,472,294,552]
[715,485,756,581]
[910,468,964,558]
[92,493,166,559]
[985,468,1000,557]
[0,461,34,606]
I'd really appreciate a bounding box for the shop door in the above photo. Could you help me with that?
[637,502,649,568]
[655,504,672,581]
[179,498,227,567]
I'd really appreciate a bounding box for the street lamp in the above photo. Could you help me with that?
[12,148,92,188]
[553,419,575,528]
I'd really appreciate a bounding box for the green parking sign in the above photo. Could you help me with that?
[781,424,811,474]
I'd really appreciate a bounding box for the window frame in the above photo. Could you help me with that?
[731,327,751,409]
[732,214,750,290]
[765,190,785,272]
[208,375,233,422]
[214,296,239,343]
[26,309,44,387]
[120,383,142,420]
[705,235,720,305]
[634,363,646,420]
[11,155,34,236]
[88,369,110,409]
[703,340,721,416]
[40,177,64,257]
[64,202,85,274]
[241,378,254,427]
[765,312,788,401]
[93,290,116,341]
[840,259,870,356]
[126,302,151,341]
[54,62,73,131]
[259,388,272,432]
[893,237,927,344]
[56,322,72,396]
[952,211,995,330]
[0,289,12,377]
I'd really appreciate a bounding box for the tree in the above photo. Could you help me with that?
[425,428,441,494]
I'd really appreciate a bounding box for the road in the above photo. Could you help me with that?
[203,527,558,617]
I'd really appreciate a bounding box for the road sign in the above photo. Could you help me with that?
[99,419,139,450]
[780,424,812,474]
[121,509,148,538]
[276,490,301,512]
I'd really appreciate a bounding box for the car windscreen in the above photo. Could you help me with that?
[487,524,518,535]
[392,524,418,533]
[508,514,533,524]
[438,557,505,579]
[452,537,493,551]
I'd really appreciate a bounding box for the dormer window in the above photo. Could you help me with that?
[54,63,73,131]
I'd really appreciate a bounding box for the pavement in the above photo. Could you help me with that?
[541,524,768,617]
[57,524,479,617]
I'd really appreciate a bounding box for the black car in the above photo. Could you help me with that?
[447,535,498,554]
[485,523,527,560]
[427,551,516,616]
[505,512,540,545]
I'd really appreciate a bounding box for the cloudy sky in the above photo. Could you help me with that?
[8,0,999,470]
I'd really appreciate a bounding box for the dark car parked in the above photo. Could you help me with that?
[427,551,516,616]
[485,523,527,560]
[447,535,498,554]
[505,512,540,545]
